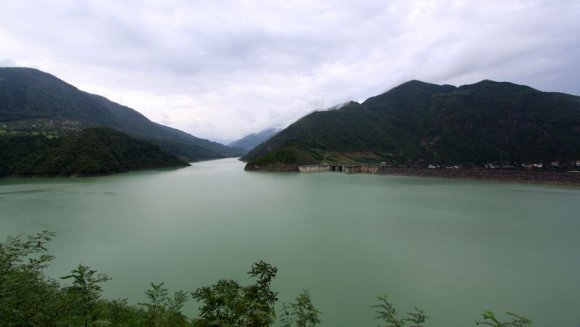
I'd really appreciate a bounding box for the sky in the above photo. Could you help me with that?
[1,0,579,143]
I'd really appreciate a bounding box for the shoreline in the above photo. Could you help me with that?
[376,167,580,186]
[244,163,580,186]
[0,164,190,179]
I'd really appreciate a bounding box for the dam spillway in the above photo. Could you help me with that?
[298,164,380,174]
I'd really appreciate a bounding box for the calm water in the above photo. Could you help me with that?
[1,158,579,327]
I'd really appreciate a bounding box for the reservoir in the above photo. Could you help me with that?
[1,158,579,326]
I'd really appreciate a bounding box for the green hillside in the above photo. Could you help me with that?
[0,67,242,161]
[0,127,188,177]
[243,80,580,167]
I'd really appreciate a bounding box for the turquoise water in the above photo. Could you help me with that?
[1,158,579,326]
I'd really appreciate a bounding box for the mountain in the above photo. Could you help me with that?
[0,127,188,177]
[0,67,243,161]
[228,128,279,152]
[243,80,580,168]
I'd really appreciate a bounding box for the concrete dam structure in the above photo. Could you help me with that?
[298,164,380,174]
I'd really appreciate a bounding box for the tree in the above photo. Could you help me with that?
[61,264,111,327]
[0,231,62,327]
[105,298,147,327]
[140,282,169,327]
[139,282,189,327]
[0,230,55,274]
[280,290,321,327]
[191,260,278,327]
[244,260,279,326]
[374,294,427,327]
[476,310,531,327]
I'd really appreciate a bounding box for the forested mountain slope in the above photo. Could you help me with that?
[0,67,242,161]
[244,80,580,167]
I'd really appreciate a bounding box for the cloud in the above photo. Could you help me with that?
[0,59,17,66]
[1,0,579,142]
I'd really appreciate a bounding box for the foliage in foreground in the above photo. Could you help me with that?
[280,290,321,327]
[476,311,531,327]
[374,294,427,327]
[192,260,279,326]
[0,231,531,326]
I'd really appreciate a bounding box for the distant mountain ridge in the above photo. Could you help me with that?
[0,67,242,161]
[244,80,580,168]
[228,128,278,152]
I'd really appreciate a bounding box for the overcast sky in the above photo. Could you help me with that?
[1,0,579,143]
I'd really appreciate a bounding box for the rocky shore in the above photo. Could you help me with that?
[377,168,580,186]
[244,163,299,172]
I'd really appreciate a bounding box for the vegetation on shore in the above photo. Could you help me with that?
[1,231,531,326]
[0,127,188,177]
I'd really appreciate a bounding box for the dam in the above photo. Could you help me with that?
[298,163,380,174]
